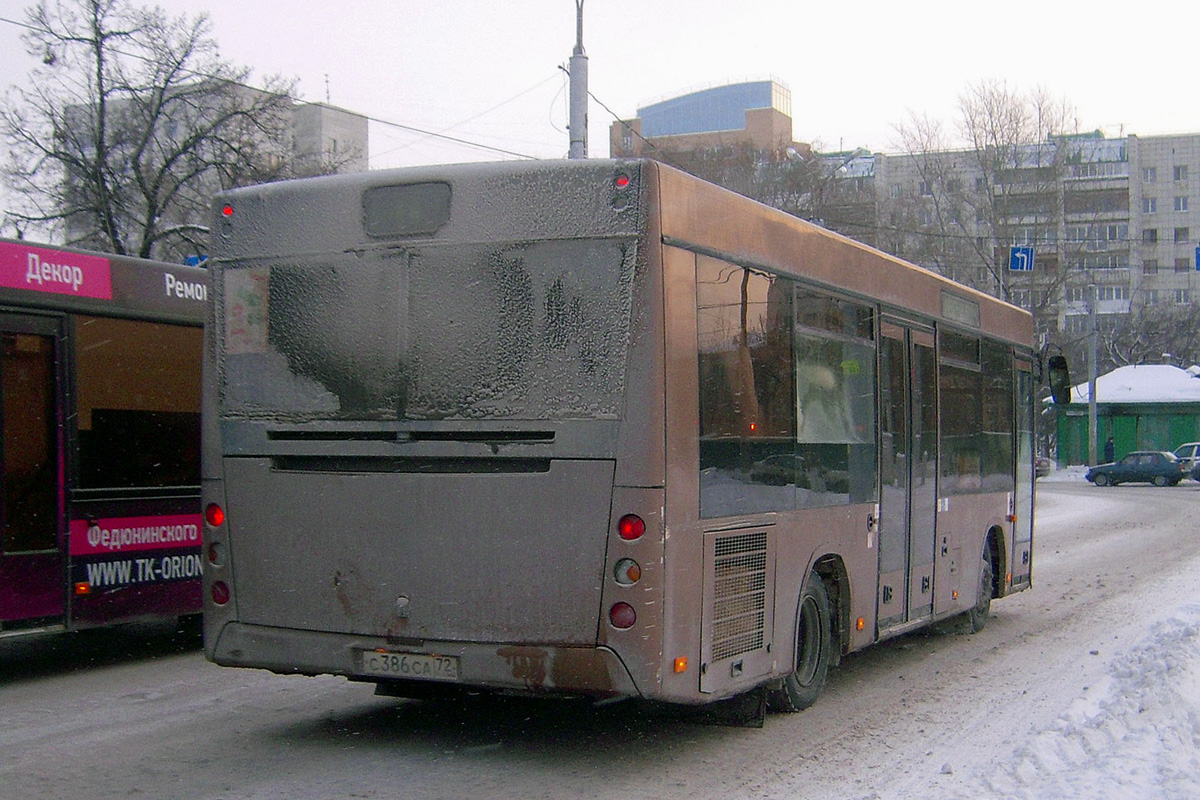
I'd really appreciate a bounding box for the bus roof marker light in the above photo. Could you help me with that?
[612,173,633,210]
[221,204,233,217]
[617,514,645,541]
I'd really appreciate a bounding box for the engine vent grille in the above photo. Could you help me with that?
[710,531,767,662]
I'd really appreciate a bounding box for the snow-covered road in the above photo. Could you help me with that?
[1,479,1197,799]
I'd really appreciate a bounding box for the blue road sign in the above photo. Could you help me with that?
[1195,245,1200,271]
[1009,245,1035,271]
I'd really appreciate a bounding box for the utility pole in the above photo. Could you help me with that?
[568,0,588,159]
[1088,285,1098,465]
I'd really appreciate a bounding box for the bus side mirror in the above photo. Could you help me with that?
[1046,355,1071,404]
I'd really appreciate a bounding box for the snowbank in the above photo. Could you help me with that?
[1038,465,1091,483]
[982,602,1200,798]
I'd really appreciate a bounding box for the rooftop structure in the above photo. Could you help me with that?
[610,80,798,157]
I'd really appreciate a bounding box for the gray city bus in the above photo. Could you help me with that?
[202,159,1058,717]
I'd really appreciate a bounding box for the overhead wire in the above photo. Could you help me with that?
[576,68,658,154]
[6,10,1119,249]
[0,13,545,162]
[370,74,562,162]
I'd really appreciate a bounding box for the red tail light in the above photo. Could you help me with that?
[205,503,225,527]
[609,602,636,629]
[211,581,230,605]
[617,514,645,541]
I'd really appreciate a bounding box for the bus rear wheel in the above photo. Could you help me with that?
[768,573,832,713]
[966,542,994,633]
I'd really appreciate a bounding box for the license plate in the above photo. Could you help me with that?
[359,650,459,681]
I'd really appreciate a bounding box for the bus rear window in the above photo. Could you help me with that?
[363,182,451,237]
[220,239,636,421]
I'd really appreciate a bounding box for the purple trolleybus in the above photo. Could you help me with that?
[1,238,206,639]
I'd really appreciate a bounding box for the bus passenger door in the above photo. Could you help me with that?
[0,316,64,628]
[1012,361,1035,588]
[877,322,937,632]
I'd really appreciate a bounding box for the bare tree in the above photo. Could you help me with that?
[649,143,803,211]
[885,113,984,286]
[887,81,1099,352]
[956,82,1081,307]
[1100,303,1200,369]
[646,142,875,244]
[1,0,302,261]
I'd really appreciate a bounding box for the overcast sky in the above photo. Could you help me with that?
[2,0,1200,170]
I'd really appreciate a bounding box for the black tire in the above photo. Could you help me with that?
[1093,472,1110,487]
[768,573,832,713]
[966,542,994,633]
[1152,475,1168,487]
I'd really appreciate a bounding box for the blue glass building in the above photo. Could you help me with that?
[638,81,791,138]
[611,80,795,157]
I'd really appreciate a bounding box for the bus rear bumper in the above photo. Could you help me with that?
[208,621,642,700]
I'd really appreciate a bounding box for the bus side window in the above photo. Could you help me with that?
[1,332,56,553]
[793,292,877,508]
[697,257,796,518]
[75,316,202,489]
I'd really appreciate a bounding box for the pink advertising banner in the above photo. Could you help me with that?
[0,240,113,300]
[69,514,203,557]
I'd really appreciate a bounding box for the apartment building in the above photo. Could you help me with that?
[61,93,368,259]
[856,132,1200,335]
[614,81,1195,338]
[1129,134,1200,319]
[292,102,369,174]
